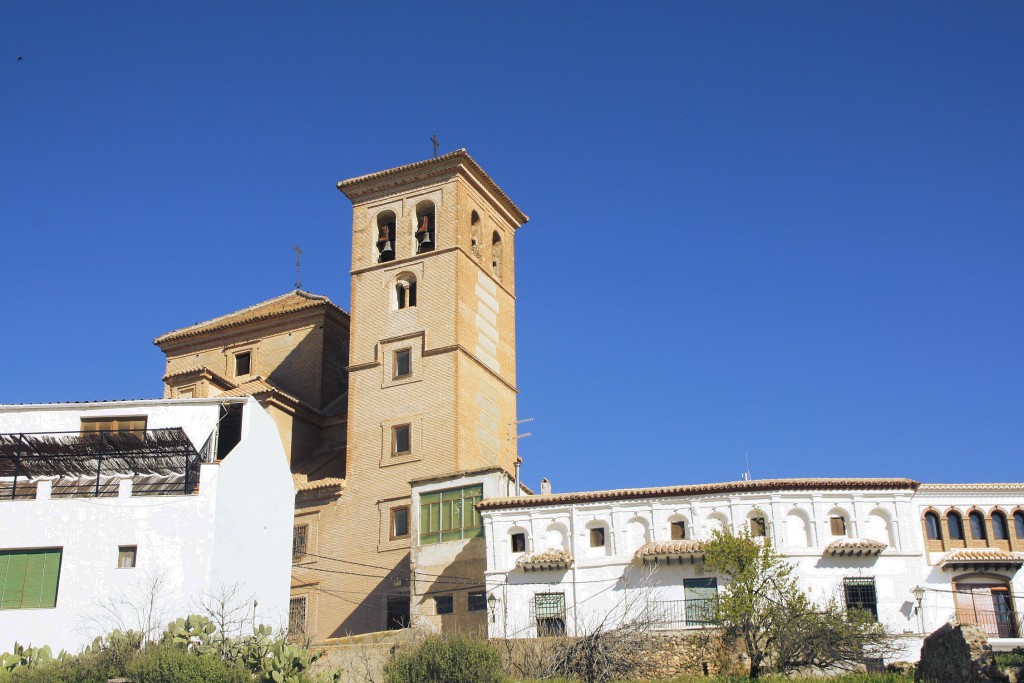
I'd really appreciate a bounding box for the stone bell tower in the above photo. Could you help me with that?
[331,150,528,633]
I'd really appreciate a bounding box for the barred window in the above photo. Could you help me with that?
[468,591,487,612]
[292,524,309,561]
[534,592,566,637]
[435,594,454,615]
[288,596,307,636]
[843,577,878,620]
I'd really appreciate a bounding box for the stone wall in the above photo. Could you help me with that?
[916,623,1009,683]
[498,629,745,681]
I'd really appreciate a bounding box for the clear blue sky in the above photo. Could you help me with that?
[2,2,1022,491]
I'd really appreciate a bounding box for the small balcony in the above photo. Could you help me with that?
[645,598,719,630]
[0,428,207,500]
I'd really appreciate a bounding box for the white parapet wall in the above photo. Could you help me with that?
[0,397,293,653]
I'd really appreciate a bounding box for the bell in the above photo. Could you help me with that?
[379,240,393,255]
[377,225,391,243]
[417,231,432,247]
[415,215,430,235]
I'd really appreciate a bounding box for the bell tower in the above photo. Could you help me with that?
[332,150,528,633]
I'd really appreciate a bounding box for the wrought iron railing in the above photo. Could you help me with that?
[646,598,719,630]
[0,428,203,499]
[956,609,1022,639]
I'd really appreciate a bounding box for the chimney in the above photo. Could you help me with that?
[540,477,551,495]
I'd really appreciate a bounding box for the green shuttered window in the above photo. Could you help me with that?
[0,549,63,610]
[419,485,483,545]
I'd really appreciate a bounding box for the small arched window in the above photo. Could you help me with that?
[1014,511,1024,539]
[947,512,965,540]
[415,201,435,254]
[376,211,396,263]
[969,511,986,540]
[491,231,502,279]
[924,512,942,541]
[992,511,1009,540]
[394,274,417,310]
[670,519,686,540]
[748,512,767,537]
[470,210,481,258]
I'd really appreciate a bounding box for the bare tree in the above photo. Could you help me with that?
[80,570,173,647]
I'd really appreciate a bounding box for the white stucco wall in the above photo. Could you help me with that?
[0,398,291,652]
[482,485,936,663]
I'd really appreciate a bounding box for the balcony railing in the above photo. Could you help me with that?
[646,598,719,630]
[0,428,205,499]
[956,609,1022,639]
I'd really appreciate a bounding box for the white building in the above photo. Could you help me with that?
[0,397,294,653]
[477,477,1024,658]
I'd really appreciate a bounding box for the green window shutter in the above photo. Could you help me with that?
[0,549,61,610]
[38,550,62,608]
[1,552,28,610]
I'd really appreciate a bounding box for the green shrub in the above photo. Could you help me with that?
[995,646,1024,668]
[126,644,250,683]
[384,634,504,683]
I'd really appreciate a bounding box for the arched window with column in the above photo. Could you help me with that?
[376,210,396,263]
[1015,511,1024,540]
[415,201,435,254]
[393,273,417,310]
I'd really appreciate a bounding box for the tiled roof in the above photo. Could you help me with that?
[940,549,1024,567]
[217,378,294,401]
[292,473,346,493]
[633,540,704,559]
[336,149,529,225]
[825,538,887,556]
[917,483,1024,491]
[154,290,346,345]
[515,549,574,571]
[162,365,234,389]
[477,477,920,510]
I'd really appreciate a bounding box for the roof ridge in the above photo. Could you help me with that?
[154,290,343,345]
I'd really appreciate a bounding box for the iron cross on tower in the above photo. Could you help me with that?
[293,244,303,290]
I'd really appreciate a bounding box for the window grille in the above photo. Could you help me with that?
[288,596,306,636]
[468,591,487,612]
[534,592,566,637]
[843,577,878,620]
[435,595,454,615]
[292,525,309,561]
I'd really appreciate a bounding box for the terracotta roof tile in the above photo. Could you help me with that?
[478,477,920,511]
[515,549,574,571]
[162,365,234,389]
[293,474,346,493]
[154,290,346,345]
[825,538,887,556]
[634,540,704,559]
[940,548,1024,565]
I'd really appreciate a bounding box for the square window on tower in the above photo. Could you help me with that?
[394,349,412,379]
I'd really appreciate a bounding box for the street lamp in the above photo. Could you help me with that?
[487,593,497,624]
[911,586,926,634]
